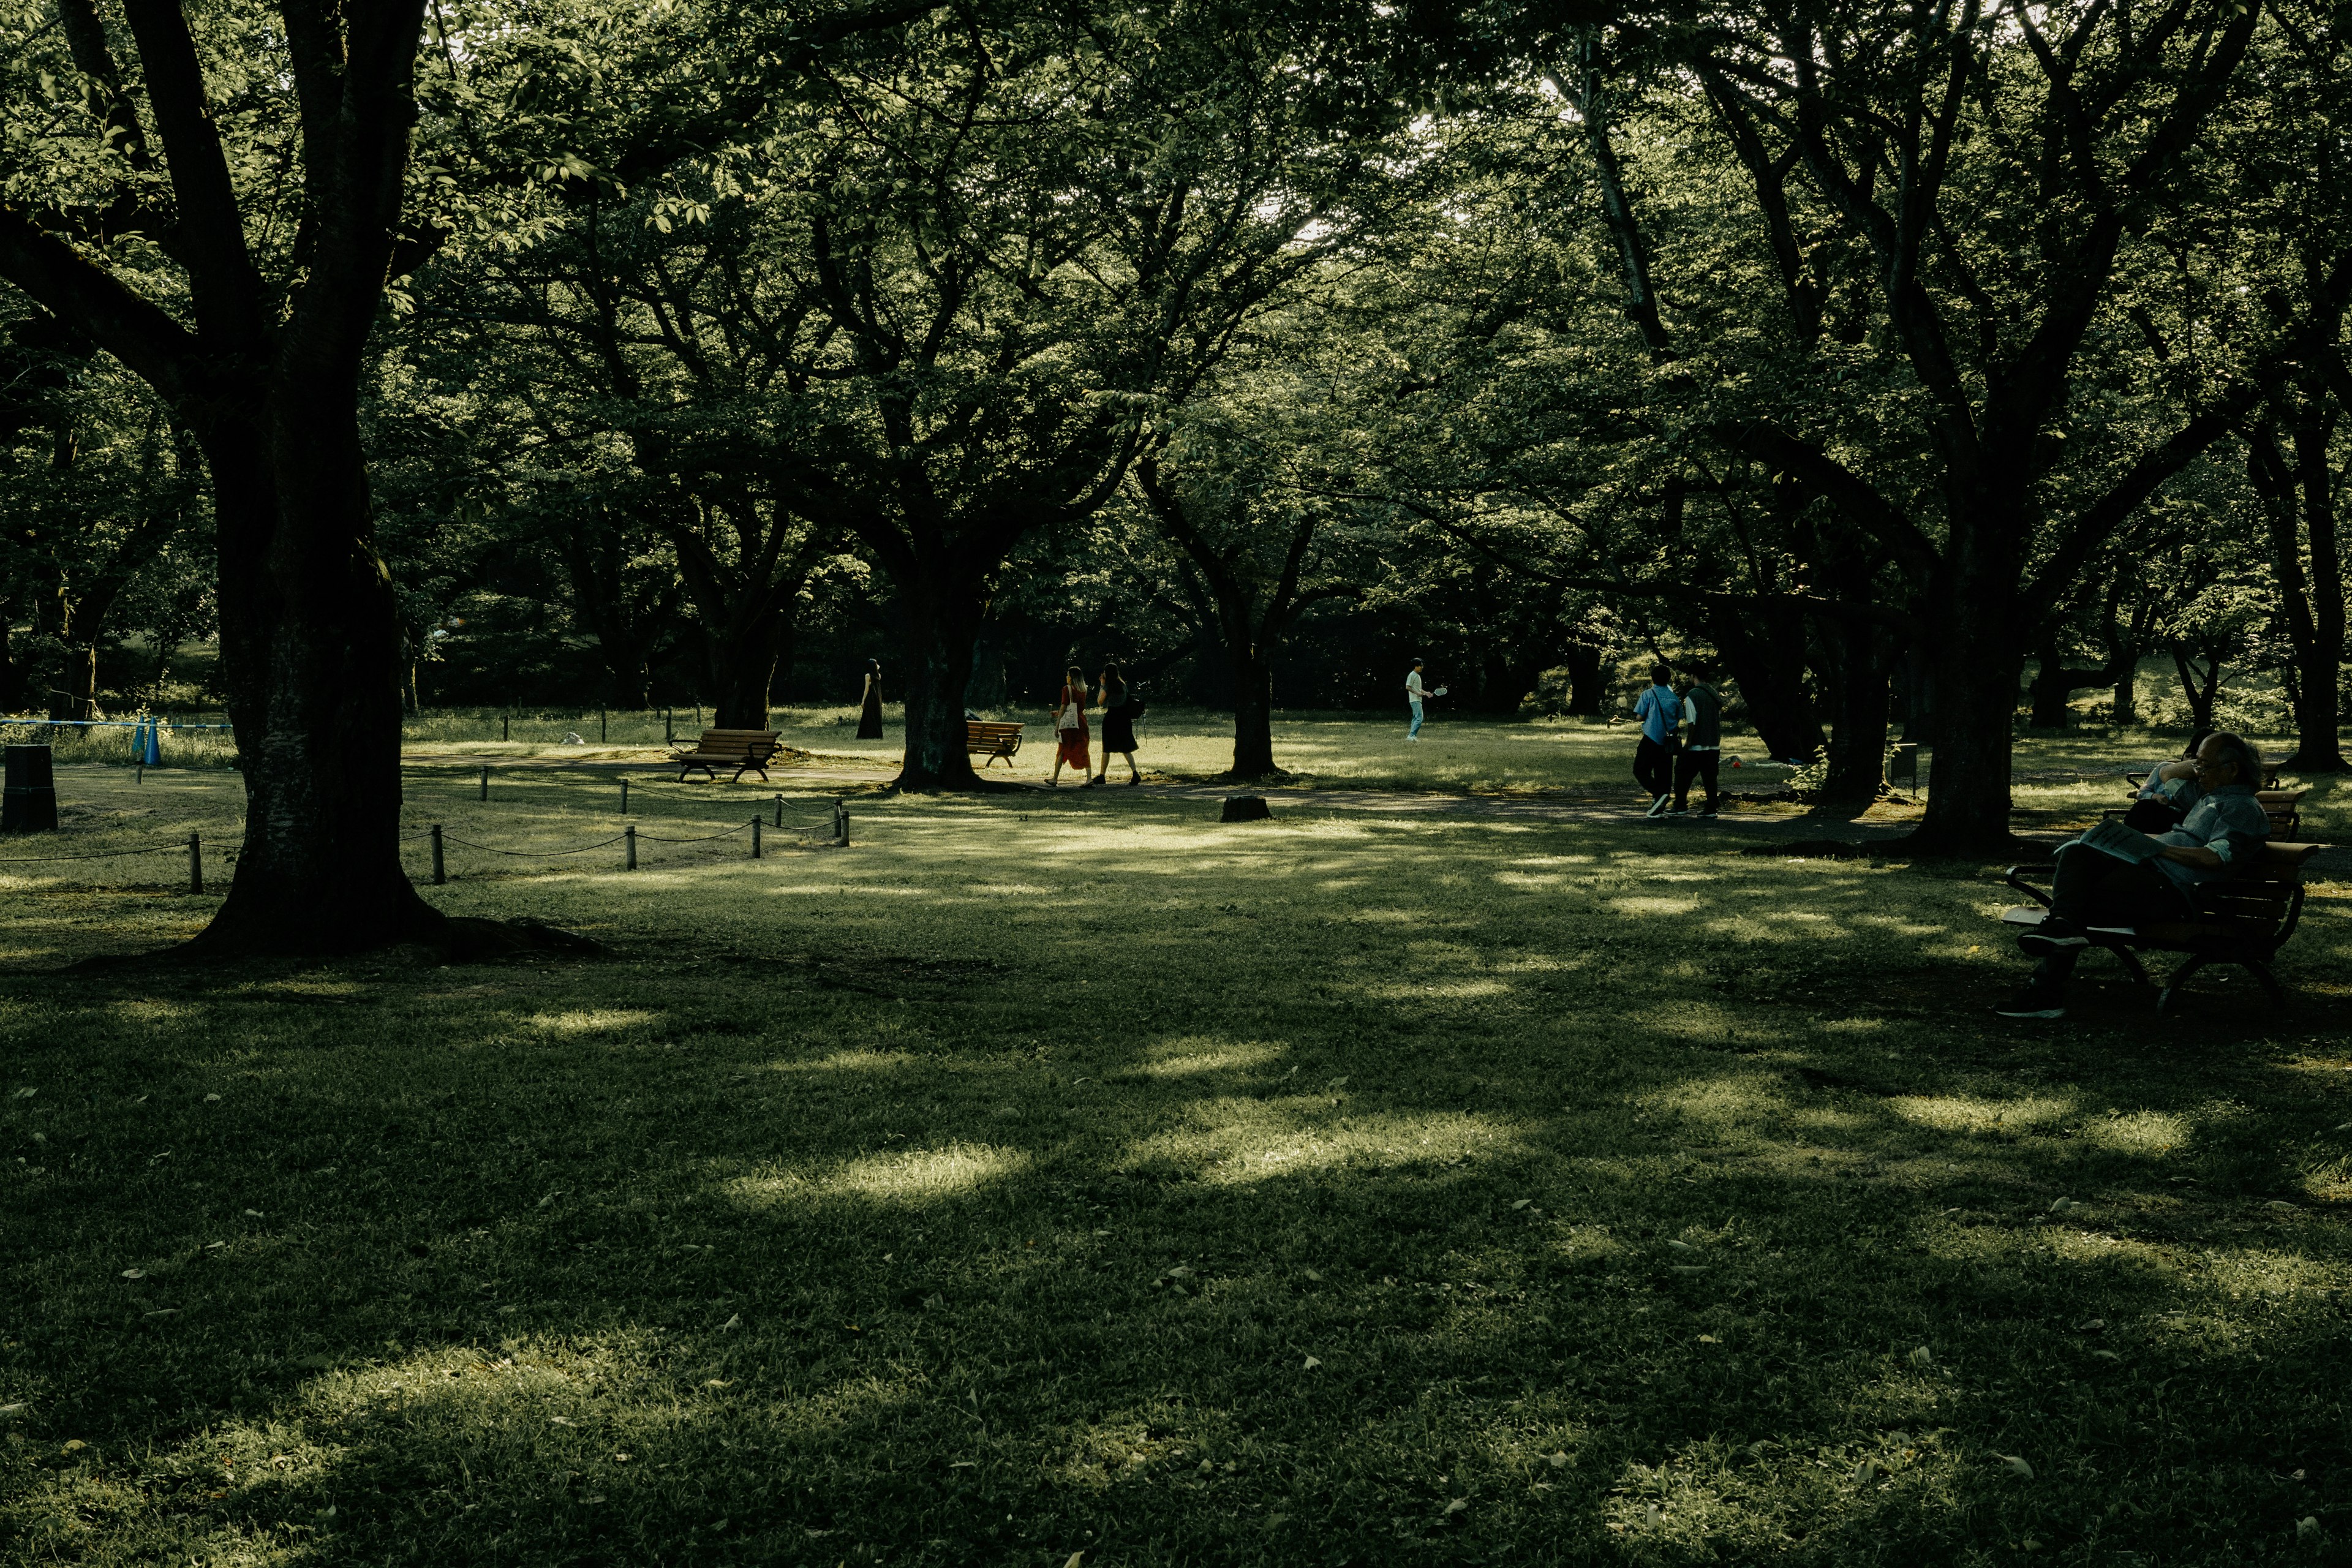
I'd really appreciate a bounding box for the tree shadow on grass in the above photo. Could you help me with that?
[3,822,2348,1564]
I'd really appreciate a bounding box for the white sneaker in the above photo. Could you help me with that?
[1645,794,1670,816]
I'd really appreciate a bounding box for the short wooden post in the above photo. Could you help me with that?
[188,831,203,895]
[620,778,630,815]
[624,823,636,870]
[430,823,445,886]
[772,793,783,827]
[599,707,608,743]
[751,818,763,859]
[664,709,673,745]
[501,713,510,741]
[835,798,850,847]
[478,766,489,801]
[135,763,144,785]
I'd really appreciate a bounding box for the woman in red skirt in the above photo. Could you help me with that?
[1047,664,1090,786]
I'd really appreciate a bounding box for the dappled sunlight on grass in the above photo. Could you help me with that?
[1128,1107,1517,1187]
[726,1142,1032,1209]
[2079,1109,2193,1156]
[1136,1038,1284,1079]
[522,1009,660,1036]
[1887,1095,2078,1136]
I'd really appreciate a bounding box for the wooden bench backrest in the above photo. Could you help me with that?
[686,729,782,757]
[2194,842,2318,940]
[966,722,1022,737]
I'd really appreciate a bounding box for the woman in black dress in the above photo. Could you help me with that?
[1090,662,1142,786]
[856,659,884,740]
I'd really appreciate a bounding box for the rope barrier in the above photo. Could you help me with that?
[437,831,631,858]
[634,821,756,845]
[0,718,233,729]
[0,842,184,864]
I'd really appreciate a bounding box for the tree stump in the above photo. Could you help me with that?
[1221,795,1271,823]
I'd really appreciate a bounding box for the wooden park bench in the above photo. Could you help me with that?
[965,720,1025,768]
[1998,840,2324,1012]
[670,728,785,782]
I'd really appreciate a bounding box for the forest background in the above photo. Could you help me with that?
[2,0,2349,941]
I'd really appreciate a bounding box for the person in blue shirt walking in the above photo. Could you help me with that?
[1996,731,2269,1019]
[1632,662,1679,815]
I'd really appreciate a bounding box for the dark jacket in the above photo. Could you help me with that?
[1682,684,1722,749]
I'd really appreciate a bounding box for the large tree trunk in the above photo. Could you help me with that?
[2026,644,2075,729]
[1231,652,1277,778]
[53,635,98,720]
[1710,603,1822,761]
[1226,607,1281,778]
[192,417,439,954]
[703,609,783,729]
[1816,606,1891,808]
[1562,639,1607,717]
[1894,643,1935,744]
[0,619,20,712]
[1907,573,2024,854]
[2277,418,2348,772]
[894,571,989,790]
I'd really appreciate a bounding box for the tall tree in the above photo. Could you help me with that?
[1,0,439,949]
[761,3,1411,787]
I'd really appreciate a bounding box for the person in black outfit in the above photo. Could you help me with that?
[1090,662,1143,785]
[1670,662,1724,815]
[855,660,884,740]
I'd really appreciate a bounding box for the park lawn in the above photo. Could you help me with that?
[390,704,1739,796]
[390,704,2341,821]
[5,770,2352,1567]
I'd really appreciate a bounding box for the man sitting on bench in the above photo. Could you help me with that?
[1996,731,2270,1020]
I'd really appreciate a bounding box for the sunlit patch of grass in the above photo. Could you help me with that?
[1887,1094,2078,1137]
[2079,1109,2193,1156]
[1127,1109,1515,1188]
[522,1009,660,1036]
[727,1142,1032,1209]
[1136,1038,1284,1078]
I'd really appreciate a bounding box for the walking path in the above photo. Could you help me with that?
[412,750,2352,870]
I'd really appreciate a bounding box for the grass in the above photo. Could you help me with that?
[0,719,239,773]
[4,761,2351,1566]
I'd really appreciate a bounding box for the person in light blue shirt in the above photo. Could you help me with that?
[1406,659,1427,739]
[1632,662,1679,815]
[1997,731,2269,1019]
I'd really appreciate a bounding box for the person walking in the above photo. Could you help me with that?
[855,658,884,740]
[1406,658,1428,740]
[1670,662,1724,816]
[1091,663,1143,786]
[1047,665,1090,787]
[1633,662,1679,815]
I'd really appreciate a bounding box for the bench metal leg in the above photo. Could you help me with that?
[2247,960,2288,1008]
[2108,945,2154,989]
[2157,956,2211,1016]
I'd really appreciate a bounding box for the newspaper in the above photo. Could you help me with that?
[2077,819,2165,864]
